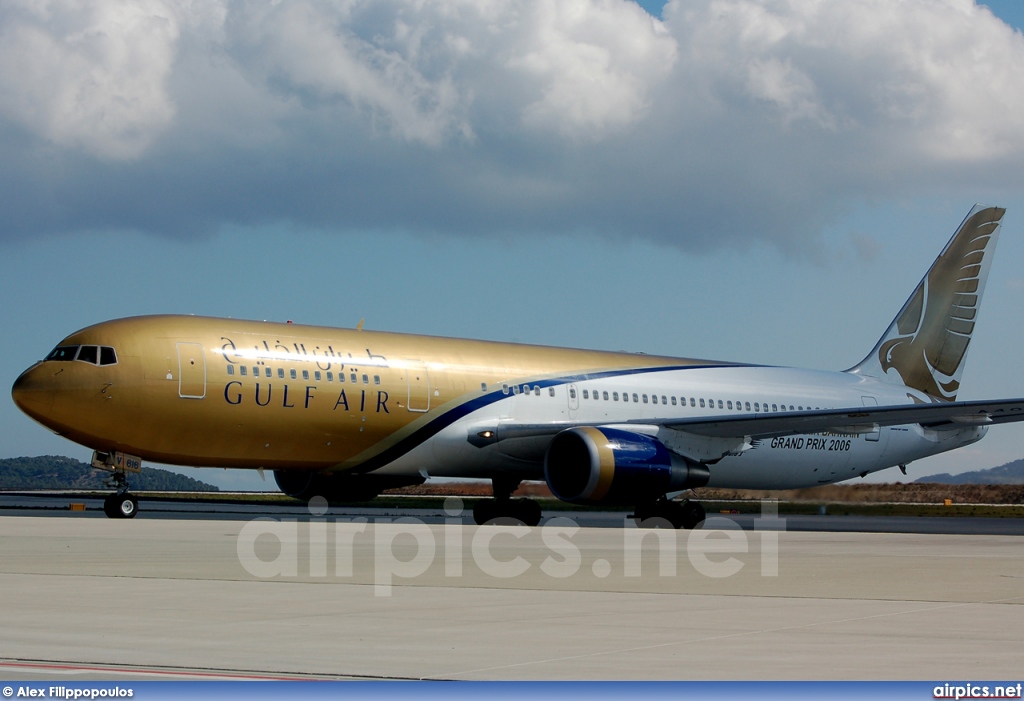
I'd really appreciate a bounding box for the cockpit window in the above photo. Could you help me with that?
[45,344,117,365]
[76,345,99,364]
[46,346,79,361]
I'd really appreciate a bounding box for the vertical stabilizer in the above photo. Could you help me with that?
[847,205,1005,400]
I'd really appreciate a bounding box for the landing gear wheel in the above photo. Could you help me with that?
[680,500,705,530]
[104,493,138,519]
[514,498,542,527]
[634,499,682,529]
[634,498,703,529]
[472,499,496,525]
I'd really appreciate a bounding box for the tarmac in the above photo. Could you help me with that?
[1,510,1023,681]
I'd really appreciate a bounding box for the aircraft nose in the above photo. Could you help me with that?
[11,364,55,421]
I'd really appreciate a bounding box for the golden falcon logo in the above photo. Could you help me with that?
[878,206,1004,399]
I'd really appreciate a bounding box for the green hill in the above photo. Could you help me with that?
[915,458,1024,485]
[0,455,219,491]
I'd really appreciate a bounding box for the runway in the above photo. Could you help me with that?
[3,492,1024,534]
[0,513,1022,681]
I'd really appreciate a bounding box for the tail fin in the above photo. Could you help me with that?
[848,205,1005,400]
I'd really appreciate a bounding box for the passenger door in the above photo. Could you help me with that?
[176,342,206,399]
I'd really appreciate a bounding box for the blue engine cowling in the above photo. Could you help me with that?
[544,427,710,505]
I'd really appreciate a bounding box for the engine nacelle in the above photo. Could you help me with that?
[544,427,710,505]
[273,470,424,502]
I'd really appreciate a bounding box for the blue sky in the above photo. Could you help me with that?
[2,0,1024,490]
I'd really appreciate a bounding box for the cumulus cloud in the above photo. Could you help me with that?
[0,0,180,160]
[0,0,1022,250]
[669,0,1024,162]
[219,0,675,144]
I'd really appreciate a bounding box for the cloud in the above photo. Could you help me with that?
[0,0,1022,251]
[0,0,181,160]
[668,0,1024,162]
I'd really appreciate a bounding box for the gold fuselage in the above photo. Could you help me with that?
[12,315,708,473]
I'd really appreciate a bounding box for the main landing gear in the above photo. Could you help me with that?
[633,497,705,529]
[472,477,543,526]
[102,470,138,519]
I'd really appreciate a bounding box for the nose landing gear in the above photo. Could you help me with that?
[103,490,139,519]
[92,450,141,519]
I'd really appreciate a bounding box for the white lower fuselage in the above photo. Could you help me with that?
[378,365,984,489]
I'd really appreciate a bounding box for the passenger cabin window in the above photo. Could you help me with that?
[481,383,488,392]
[534,386,540,396]
[374,375,381,385]
[46,346,79,361]
[302,370,309,380]
[549,388,556,397]
[613,392,619,401]
[690,398,695,407]
[240,366,247,377]
[227,365,235,375]
[603,391,609,400]
[290,369,297,380]
[671,397,677,406]
[651,395,657,404]
[363,374,369,384]
[662,396,667,405]
[632,393,639,402]
[569,388,577,399]
[265,368,271,378]
[327,372,334,382]
[583,390,589,399]
[643,394,649,404]
[278,368,285,379]
[727,401,733,410]
[315,371,322,381]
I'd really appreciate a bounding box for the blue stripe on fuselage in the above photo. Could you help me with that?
[349,363,756,473]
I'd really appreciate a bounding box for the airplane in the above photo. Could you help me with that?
[12,205,1024,524]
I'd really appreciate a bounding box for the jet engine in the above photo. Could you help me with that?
[544,427,709,505]
[273,470,424,502]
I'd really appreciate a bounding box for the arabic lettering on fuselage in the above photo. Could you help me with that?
[218,337,389,371]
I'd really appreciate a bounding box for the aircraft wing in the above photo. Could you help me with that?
[652,397,1024,439]
[479,398,1024,446]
